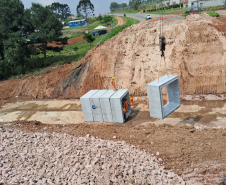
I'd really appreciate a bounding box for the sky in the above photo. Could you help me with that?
[21,0,129,16]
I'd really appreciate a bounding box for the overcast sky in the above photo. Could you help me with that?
[21,0,129,16]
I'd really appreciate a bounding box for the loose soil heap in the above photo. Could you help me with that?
[0,14,226,100]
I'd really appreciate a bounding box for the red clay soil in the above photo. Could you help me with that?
[0,15,226,100]
[47,37,85,47]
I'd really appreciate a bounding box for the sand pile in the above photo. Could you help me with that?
[0,128,190,184]
[0,14,226,100]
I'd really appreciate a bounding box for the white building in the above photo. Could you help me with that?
[188,0,225,7]
[169,0,181,4]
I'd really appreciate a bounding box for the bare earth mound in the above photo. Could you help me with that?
[0,14,226,100]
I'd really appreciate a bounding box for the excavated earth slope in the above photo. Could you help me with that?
[0,14,226,100]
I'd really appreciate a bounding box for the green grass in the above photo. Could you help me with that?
[112,16,117,25]
[181,13,189,17]
[61,21,110,39]
[207,10,220,17]
[112,10,140,14]
[148,8,191,15]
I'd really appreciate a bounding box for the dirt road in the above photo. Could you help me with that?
[116,16,126,26]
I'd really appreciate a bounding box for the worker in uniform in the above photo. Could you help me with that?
[165,96,168,104]
[111,77,116,91]
[123,99,131,111]
[147,96,149,108]
[123,99,131,121]
[129,94,134,106]
[123,105,127,121]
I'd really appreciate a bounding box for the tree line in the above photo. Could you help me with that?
[0,0,73,80]
[110,0,164,12]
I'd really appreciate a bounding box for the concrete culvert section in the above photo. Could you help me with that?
[0,128,189,185]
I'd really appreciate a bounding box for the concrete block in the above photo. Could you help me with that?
[100,90,117,122]
[110,90,131,123]
[80,90,99,121]
[90,90,108,122]
[81,89,131,123]
[147,75,180,119]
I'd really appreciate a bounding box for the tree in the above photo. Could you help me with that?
[26,3,63,60]
[103,15,113,25]
[97,15,103,21]
[76,0,94,20]
[110,2,119,12]
[133,0,142,10]
[83,33,95,48]
[48,2,71,21]
[0,0,26,76]
[73,46,79,54]
[121,3,127,8]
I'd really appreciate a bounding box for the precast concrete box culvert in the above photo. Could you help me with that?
[147,75,180,119]
[80,89,131,123]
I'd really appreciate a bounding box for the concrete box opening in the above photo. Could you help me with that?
[161,86,168,106]
[122,92,131,121]
[147,75,180,119]
[110,89,131,123]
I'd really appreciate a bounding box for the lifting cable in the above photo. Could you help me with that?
[158,0,168,82]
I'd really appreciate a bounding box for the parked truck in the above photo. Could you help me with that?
[91,30,107,36]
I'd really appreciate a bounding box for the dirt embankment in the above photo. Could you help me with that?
[0,14,226,100]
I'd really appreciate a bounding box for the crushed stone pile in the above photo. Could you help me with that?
[0,128,190,185]
[0,14,226,100]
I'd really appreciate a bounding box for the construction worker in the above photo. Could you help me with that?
[123,105,127,121]
[147,96,149,108]
[123,99,131,111]
[123,99,131,121]
[129,94,134,106]
[111,77,116,91]
[165,96,168,104]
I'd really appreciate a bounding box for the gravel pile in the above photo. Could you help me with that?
[0,127,188,185]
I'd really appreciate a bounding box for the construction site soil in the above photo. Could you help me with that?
[1,120,226,184]
[1,14,226,184]
[47,37,85,47]
[1,14,226,100]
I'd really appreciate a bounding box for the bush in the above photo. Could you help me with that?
[181,13,188,17]
[207,10,220,17]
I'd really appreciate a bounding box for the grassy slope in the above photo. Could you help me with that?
[112,10,140,14]
[148,8,191,14]
[62,21,110,39]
